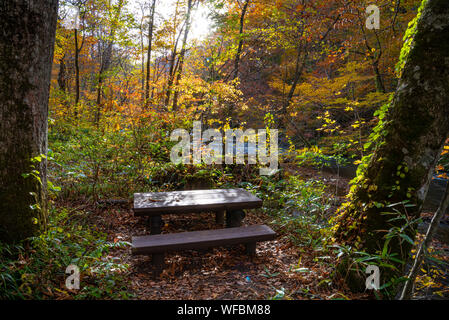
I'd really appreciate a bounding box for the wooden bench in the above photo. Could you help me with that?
[133,189,263,234]
[132,225,276,277]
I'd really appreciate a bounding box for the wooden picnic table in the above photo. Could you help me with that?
[133,188,263,234]
[131,188,276,278]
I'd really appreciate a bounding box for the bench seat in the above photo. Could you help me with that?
[132,224,276,256]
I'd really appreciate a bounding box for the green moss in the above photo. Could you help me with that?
[396,0,428,77]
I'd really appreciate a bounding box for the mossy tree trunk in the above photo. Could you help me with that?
[334,0,449,271]
[0,0,59,243]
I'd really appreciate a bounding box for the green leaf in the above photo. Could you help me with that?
[399,233,415,245]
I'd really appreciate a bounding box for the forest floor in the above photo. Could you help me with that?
[80,166,449,300]
[411,225,449,299]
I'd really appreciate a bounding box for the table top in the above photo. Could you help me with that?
[133,188,263,216]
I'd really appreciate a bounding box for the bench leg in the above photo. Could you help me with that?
[226,210,245,228]
[215,211,225,225]
[152,253,165,278]
[246,242,256,257]
[150,215,163,235]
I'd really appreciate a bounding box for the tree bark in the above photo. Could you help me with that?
[334,0,449,272]
[0,0,59,243]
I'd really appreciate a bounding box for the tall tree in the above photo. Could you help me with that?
[232,0,249,81]
[94,0,125,126]
[139,2,146,98]
[164,0,186,108]
[74,18,85,113]
[172,0,194,110]
[69,0,88,114]
[279,6,340,147]
[334,0,449,276]
[0,0,59,242]
[58,54,67,93]
[145,0,157,107]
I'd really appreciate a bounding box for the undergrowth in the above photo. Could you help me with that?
[0,205,132,300]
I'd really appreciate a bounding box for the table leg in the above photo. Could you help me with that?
[150,215,163,235]
[152,253,164,278]
[246,242,256,257]
[226,210,245,228]
[215,210,225,225]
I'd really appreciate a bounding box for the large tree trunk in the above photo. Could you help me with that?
[0,0,59,243]
[334,0,449,273]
